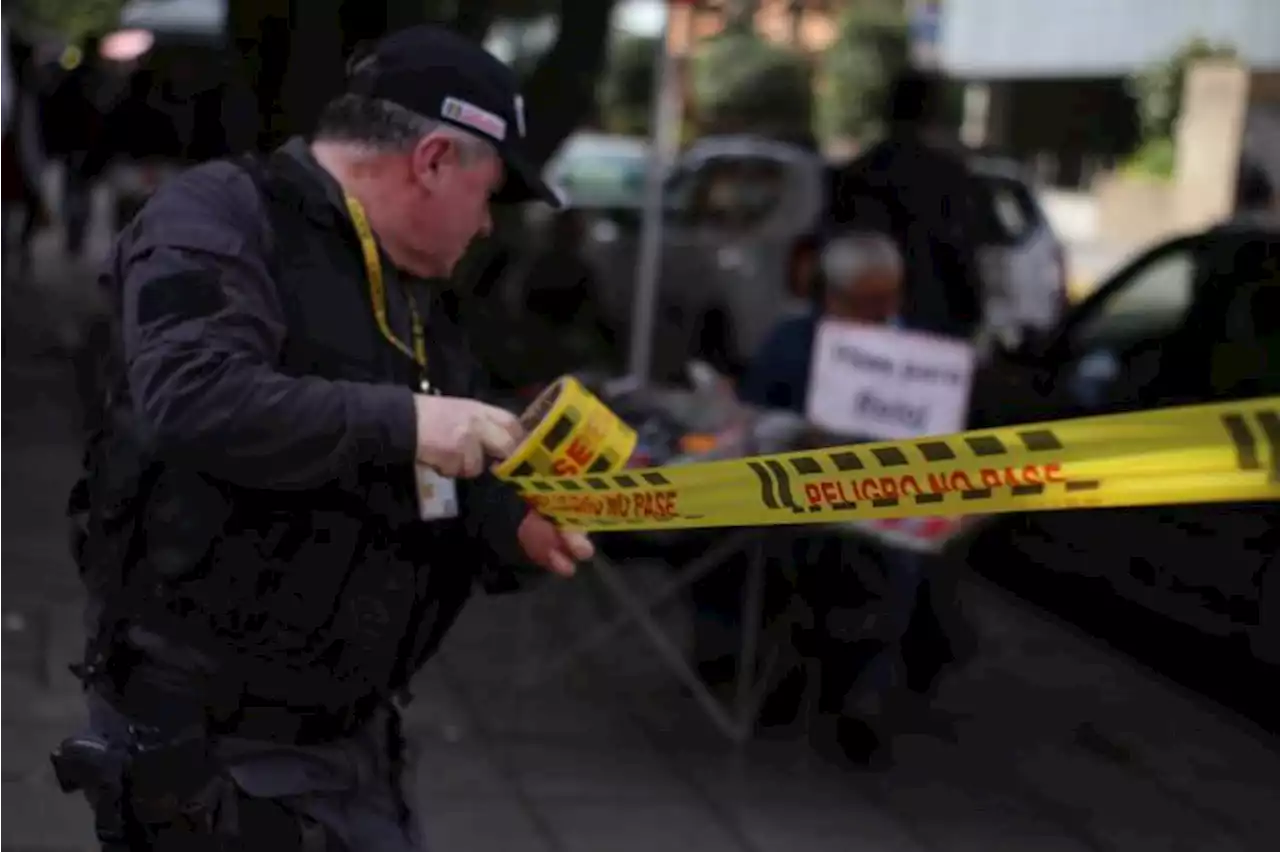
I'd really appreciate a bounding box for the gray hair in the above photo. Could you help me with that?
[820,232,902,292]
[314,93,494,163]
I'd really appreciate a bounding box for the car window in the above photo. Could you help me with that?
[551,151,648,208]
[1066,242,1199,353]
[666,156,788,230]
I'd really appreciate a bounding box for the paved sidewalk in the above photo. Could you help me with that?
[4,229,1279,852]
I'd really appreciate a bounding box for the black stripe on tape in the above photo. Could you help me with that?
[808,505,823,513]
[791,457,823,475]
[614,475,638,488]
[1257,411,1280,478]
[765,459,806,514]
[872,447,909,467]
[962,489,993,500]
[965,435,1006,456]
[1019,429,1063,452]
[748,461,779,510]
[1011,484,1045,496]
[559,480,582,491]
[532,481,556,492]
[542,412,576,450]
[1066,480,1101,492]
[642,472,671,486]
[917,441,955,462]
[509,461,535,478]
[915,493,944,505]
[830,451,864,471]
[872,497,899,508]
[1222,413,1259,471]
[587,455,614,474]
[832,500,857,510]
[586,478,610,490]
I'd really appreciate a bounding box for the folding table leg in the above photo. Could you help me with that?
[586,553,750,742]
[516,533,759,688]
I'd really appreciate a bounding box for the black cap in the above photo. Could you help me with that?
[346,25,561,208]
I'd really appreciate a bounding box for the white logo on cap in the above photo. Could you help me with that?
[514,95,526,138]
[441,96,507,141]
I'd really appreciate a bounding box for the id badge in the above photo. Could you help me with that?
[416,464,458,521]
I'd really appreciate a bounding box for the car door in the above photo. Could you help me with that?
[971,230,1280,647]
[971,234,1207,428]
[971,233,1204,560]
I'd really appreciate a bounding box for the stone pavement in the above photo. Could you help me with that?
[5,226,1280,852]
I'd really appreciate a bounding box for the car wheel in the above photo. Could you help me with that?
[1250,552,1280,666]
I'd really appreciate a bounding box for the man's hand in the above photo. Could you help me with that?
[414,395,522,478]
[517,512,594,577]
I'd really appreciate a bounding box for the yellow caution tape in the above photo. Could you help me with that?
[494,378,1279,533]
[492,376,639,479]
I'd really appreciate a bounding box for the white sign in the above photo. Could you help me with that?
[805,321,976,441]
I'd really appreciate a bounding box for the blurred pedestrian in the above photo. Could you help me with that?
[834,70,988,340]
[44,35,105,256]
[1,25,50,281]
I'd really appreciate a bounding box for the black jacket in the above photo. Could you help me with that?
[79,139,532,712]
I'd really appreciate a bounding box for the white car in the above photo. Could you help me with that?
[968,155,1070,353]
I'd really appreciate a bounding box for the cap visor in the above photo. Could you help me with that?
[495,147,564,208]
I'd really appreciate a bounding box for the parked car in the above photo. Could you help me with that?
[967,220,1280,665]
[570,134,1067,376]
[544,131,649,214]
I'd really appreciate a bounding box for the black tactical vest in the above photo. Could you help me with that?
[76,151,480,711]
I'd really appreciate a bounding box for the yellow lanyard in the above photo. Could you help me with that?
[343,194,429,381]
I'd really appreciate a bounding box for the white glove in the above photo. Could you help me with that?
[413,395,523,478]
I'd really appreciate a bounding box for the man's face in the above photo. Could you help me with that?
[825,268,901,325]
[403,133,504,276]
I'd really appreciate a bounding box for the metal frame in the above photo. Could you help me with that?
[516,530,778,744]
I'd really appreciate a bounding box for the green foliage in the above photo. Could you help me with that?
[1119,137,1177,181]
[692,30,812,140]
[1128,35,1237,143]
[12,0,124,39]
[1122,36,1238,183]
[600,34,658,135]
[816,0,907,144]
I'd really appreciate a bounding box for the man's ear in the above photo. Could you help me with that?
[410,134,452,185]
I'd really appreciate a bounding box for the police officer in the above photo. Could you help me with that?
[58,26,593,851]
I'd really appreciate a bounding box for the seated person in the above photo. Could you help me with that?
[738,231,902,413]
[695,233,963,767]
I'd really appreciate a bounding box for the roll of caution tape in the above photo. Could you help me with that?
[493,376,639,480]
[494,381,1279,533]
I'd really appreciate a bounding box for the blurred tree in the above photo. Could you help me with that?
[11,0,124,40]
[692,30,813,145]
[816,0,907,145]
[600,34,658,135]
[723,0,759,34]
[1124,36,1238,180]
[229,0,614,163]
[1129,35,1238,145]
